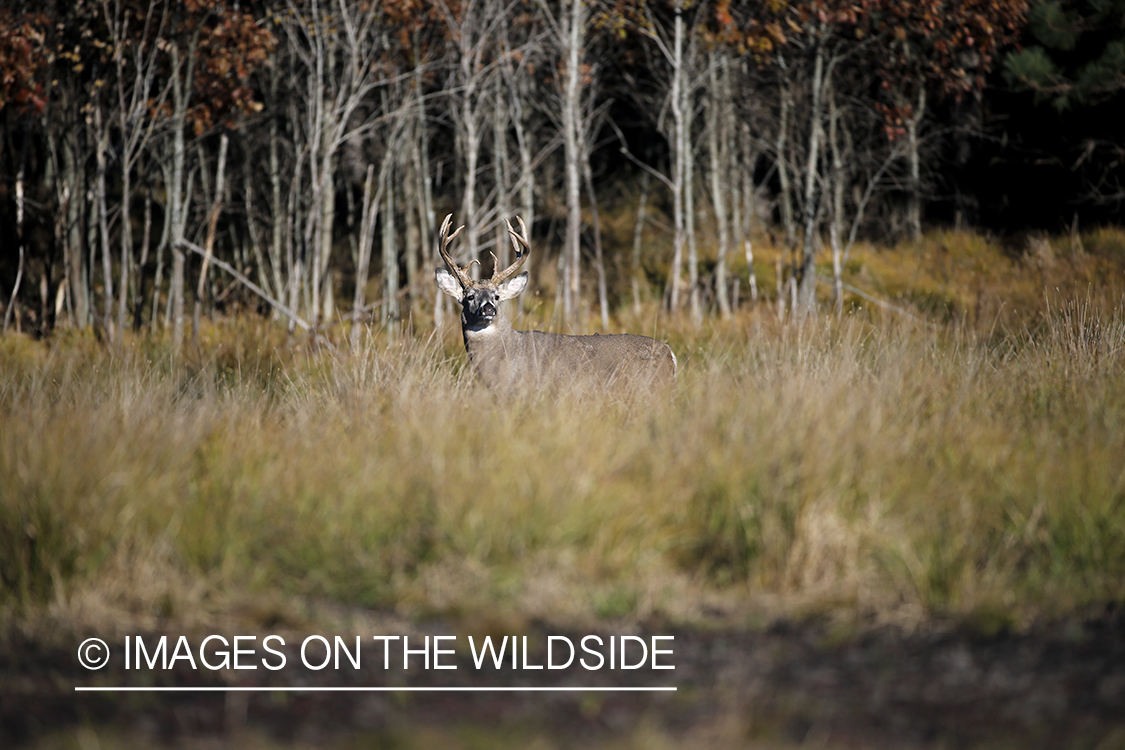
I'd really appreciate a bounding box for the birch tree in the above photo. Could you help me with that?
[440,0,505,283]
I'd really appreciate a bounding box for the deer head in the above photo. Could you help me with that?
[434,214,530,332]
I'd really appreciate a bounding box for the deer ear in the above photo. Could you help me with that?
[497,272,529,301]
[436,268,464,301]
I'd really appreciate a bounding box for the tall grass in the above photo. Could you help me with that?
[2,285,1124,638]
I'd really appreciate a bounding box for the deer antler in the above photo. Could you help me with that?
[437,213,473,288]
[492,216,530,285]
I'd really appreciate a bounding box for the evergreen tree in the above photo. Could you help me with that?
[1005,0,1125,109]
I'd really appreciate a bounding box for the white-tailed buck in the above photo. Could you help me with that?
[435,215,677,399]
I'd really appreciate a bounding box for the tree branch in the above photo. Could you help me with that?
[176,238,311,331]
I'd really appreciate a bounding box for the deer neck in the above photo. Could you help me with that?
[461,309,524,391]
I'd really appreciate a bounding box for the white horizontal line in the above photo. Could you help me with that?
[75,686,676,693]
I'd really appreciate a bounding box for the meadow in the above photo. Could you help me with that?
[3,228,1124,649]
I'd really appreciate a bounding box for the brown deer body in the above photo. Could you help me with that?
[435,215,676,399]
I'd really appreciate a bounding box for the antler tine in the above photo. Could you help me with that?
[493,216,531,285]
[437,213,472,288]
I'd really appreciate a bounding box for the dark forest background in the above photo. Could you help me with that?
[0,0,1122,345]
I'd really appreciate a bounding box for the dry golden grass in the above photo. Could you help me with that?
[2,230,1125,644]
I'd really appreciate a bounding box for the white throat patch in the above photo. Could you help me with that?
[465,324,501,340]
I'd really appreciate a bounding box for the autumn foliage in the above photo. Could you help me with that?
[186,8,276,133]
[710,0,1029,137]
[0,10,48,115]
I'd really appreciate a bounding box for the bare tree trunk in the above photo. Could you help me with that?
[406,45,441,332]
[3,128,26,332]
[317,35,339,327]
[582,149,609,330]
[775,255,785,322]
[115,148,132,341]
[193,133,229,343]
[740,119,759,305]
[133,170,152,329]
[169,43,193,355]
[151,160,171,328]
[245,162,274,305]
[490,75,508,275]
[268,65,285,318]
[352,164,376,351]
[685,86,701,324]
[93,100,116,341]
[828,86,845,316]
[46,128,69,328]
[631,169,650,315]
[561,0,585,325]
[510,77,535,294]
[382,161,399,327]
[450,0,487,285]
[88,192,100,328]
[729,61,745,249]
[62,134,90,328]
[797,37,825,318]
[728,93,758,310]
[37,125,52,331]
[745,238,758,305]
[3,249,23,333]
[418,127,437,323]
[708,51,731,319]
[775,55,796,249]
[461,89,482,280]
[285,119,304,335]
[404,139,421,322]
[789,266,798,312]
[303,10,329,332]
[320,147,336,325]
[666,0,686,312]
[906,86,926,241]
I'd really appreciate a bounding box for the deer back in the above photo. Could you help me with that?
[463,316,677,398]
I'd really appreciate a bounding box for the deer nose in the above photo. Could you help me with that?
[481,301,497,319]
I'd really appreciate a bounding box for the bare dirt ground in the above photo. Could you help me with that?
[3,605,1124,749]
